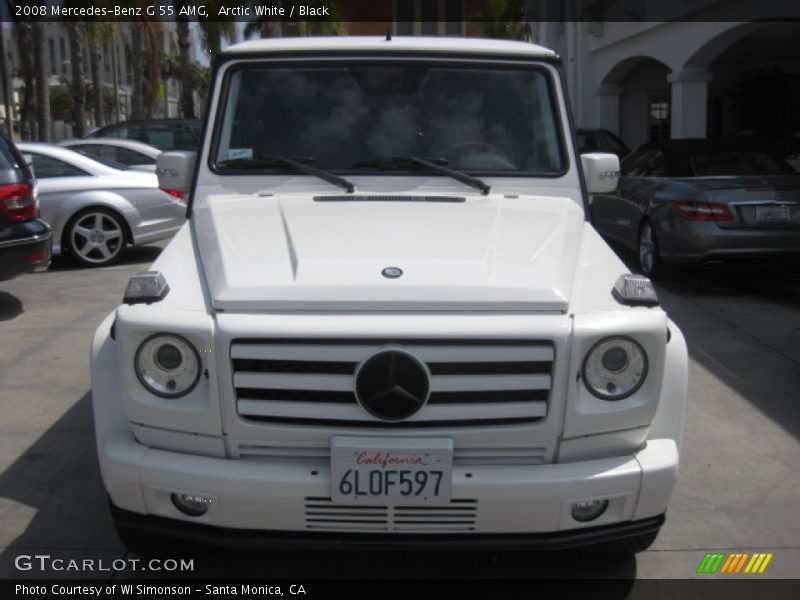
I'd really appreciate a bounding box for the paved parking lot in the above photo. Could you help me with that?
[1,241,799,581]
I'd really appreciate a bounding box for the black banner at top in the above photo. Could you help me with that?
[2,0,800,23]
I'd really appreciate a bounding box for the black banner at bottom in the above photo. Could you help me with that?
[5,579,800,600]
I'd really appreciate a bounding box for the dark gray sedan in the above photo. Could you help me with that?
[591,139,800,277]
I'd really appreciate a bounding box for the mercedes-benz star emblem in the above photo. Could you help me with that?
[355,350,429,421]
[381,266,403,279]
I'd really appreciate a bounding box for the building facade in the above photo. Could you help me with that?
[532,0,800,152]
[1,21,195,140]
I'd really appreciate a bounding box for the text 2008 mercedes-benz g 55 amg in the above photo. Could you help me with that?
[91,37,687,554]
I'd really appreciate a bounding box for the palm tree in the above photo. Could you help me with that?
[31,22,50,141]
[472,0,531,41]
[84,21,114,127]
[126,20,163,119]
[175,17,194,118]
[198,5,237,57]
[65,22,86,137]
[11,21,35,139]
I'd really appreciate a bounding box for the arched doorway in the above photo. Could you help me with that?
[599,56,672,153]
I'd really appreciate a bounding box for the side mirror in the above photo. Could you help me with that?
[156,151,196,199]
[581,152,620,194]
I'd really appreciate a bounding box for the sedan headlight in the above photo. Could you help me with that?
[582,337,647,400]
[135,334,201,398]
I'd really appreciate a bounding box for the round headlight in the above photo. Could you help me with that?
[135,333,201,398]
[582,337,647,400]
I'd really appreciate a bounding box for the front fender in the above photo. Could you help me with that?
[647,319,688,448]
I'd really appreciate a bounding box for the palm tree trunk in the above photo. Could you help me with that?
[89,40,103,127]
[176,18,195,118]
[31,22,50,142]
[66,22,86,137]
[129,26,144,119]
[0,23,13,137]
[111,40,120,122]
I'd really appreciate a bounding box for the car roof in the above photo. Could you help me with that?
[222,36,558,59]
[60,137,161,158]
[638,139,772,152]
[16,142,123,175]
[97,119,200,126]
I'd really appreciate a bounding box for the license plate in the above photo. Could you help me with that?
[330,436,453,506]
[756,204,791,223]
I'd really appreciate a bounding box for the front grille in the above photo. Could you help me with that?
[231,338,554,427]
[303,497,478,532]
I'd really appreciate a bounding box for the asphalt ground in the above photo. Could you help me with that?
[0,240,798,585]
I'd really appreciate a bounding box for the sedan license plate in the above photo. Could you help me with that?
[756,204,791,223]
[330,436,453,506]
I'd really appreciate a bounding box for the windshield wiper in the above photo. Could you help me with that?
[218,155,355,194]
[352,156,490,196]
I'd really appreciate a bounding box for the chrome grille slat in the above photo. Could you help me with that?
[237,399,547,421]
[232,338,553,426]
[232,343,553,363]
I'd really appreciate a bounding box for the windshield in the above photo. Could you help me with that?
[213,62,566,175]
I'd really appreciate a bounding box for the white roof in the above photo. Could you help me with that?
[223,36,558,59]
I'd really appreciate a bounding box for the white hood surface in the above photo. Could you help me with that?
[193,193,585,311]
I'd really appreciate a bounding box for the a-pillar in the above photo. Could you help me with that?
[668,69,712,139]
[596,84,622,135]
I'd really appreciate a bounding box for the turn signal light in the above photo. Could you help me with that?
[673,199,733,222]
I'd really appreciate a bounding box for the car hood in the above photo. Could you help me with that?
[193,192,585,311]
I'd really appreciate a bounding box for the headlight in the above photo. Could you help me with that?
[582,336,647,400]
[135,333,201,398]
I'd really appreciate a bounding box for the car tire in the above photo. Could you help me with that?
[64,208,128,267]
[637,220,664,279]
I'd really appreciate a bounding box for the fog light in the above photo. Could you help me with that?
[171,493,211,517]
[571,499,609,522]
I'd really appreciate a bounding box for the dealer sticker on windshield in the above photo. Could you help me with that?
[330,436,453,506]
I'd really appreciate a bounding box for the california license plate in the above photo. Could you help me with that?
[756,204,791,223]
[330,437,453,506]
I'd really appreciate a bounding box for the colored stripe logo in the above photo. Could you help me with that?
[696,552,773,574]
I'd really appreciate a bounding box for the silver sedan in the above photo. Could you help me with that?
[591,140,800,277]
[59,138,161,172]
[17,142,185,267]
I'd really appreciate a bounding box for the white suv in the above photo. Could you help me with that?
[91,37,687,554]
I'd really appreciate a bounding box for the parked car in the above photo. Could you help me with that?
[577,128,630,159]
[0,132,51,281]
[16,143,185,267]
[93,37,688,557]
[60,138,161,172]
[84,119,201,152]
[591,139,800,277]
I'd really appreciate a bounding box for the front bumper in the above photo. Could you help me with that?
[659,221,800,266]
[111,502,665,551]
[99,430,678,540]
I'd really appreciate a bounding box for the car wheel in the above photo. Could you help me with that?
[65,208,127,267]
[637,220,663,279]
